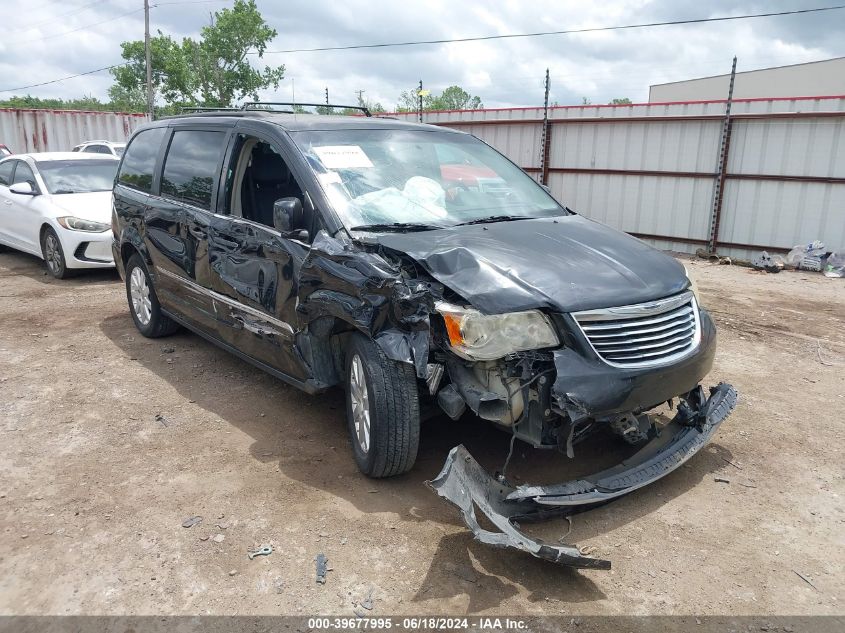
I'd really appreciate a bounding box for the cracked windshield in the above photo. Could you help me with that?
[291,129,563,230]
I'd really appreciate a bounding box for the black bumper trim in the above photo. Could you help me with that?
[509,383,737,505]
[427,383,737,568]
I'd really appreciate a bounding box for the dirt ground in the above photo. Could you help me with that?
[0,249,843,618]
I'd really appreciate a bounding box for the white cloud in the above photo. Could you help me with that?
[0,0,841,108]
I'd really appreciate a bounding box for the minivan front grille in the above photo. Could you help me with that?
[572,291,700,368]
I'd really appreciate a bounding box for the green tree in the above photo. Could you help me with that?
[340,93,385,115]
[430,85,482,110]
[0,94,116,111]
[396,85,483,112]
[608,97,632,105]
[110,0,284,110]
[110,34,188,108]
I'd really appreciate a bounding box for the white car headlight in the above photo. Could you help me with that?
[436,302,560,361]
[57,217,110,233]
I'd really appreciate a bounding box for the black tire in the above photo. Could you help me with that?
[345,334,420,478]
[124,253,179,338]
[41,226,73,279]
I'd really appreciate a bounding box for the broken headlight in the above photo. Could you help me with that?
[436,302,559,360]
[57,217,110,233]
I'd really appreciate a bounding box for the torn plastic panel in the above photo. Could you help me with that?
[428,445,611,569]
[429,383,736,567]
[297,231,443,379]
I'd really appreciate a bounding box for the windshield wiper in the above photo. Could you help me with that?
[52,189,78,194]
[455,214,533,226]
[350,222,446,233]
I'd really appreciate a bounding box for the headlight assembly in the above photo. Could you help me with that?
[56,217,110,233]
[436,302,560,361]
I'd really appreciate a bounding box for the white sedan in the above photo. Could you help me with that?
[0,152,119,278]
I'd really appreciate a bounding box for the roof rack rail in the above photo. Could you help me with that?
[240,101,372,117]
[180,106,241,113]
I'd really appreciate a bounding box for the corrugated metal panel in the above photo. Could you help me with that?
[0,109,148,153]
[393,96,845,257]
[450,122,545,170]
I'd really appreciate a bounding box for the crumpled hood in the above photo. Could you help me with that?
[375,215,689,313]
[47,191,112,223]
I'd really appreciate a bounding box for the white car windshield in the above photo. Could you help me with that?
[290,129,564,230]
[37,160,119,194]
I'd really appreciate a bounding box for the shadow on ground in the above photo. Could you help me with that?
[98,310,733,608]
[0,250,120,286]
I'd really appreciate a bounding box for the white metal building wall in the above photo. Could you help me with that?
[391,96,845,259]
[0,109,149,153]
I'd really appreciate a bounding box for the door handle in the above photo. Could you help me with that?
[2,200,11,205]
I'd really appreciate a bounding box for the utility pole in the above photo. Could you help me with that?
[325,87,329,105]
[707,56,737,254]
[418,80,423,123]
[355,89,365,106]
[144,0,153,120]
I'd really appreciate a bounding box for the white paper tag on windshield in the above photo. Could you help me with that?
[313,145,373,169]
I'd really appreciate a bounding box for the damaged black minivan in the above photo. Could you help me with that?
[112,108,735,565]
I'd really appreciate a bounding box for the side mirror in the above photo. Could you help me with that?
[10,181,36,195]
[272,196,302,233]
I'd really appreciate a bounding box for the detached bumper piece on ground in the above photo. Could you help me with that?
[428,383,737,569]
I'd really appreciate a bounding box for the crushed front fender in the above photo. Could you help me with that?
[427,382,737,567]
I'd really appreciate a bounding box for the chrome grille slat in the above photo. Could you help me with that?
[580,305,693,331]
[591,324,694,346]
[603,340,694,361]
[586,315,694,339]
[573,291,701,369]
[593,331,696,354]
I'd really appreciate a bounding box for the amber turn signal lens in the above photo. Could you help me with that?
[442,313,464,346]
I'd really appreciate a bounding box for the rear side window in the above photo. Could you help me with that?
[0,160,13,186]
[118,127,166,193]
[160,130,226,210]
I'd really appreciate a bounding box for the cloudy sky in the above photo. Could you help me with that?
[1,0,843,110]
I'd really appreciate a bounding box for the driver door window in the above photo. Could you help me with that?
[224,135,307,231]
[13,162,38,191]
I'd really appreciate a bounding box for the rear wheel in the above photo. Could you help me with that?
[41,227,71,279]
[125,254,179,338]
[345,334,420,478]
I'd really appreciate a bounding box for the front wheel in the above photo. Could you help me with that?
[345,334,420,478]
[125,254,179,338]
[41,227,71,279]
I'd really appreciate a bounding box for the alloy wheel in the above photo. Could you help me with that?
[349,354,371,453]
[44,233,62,274]
[129,266,152,326]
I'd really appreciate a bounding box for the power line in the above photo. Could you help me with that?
[258,5,845,54]
[0,64,127,94]
[10,1,230,46]
[17,0,104,33]
[7,8,145,45]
